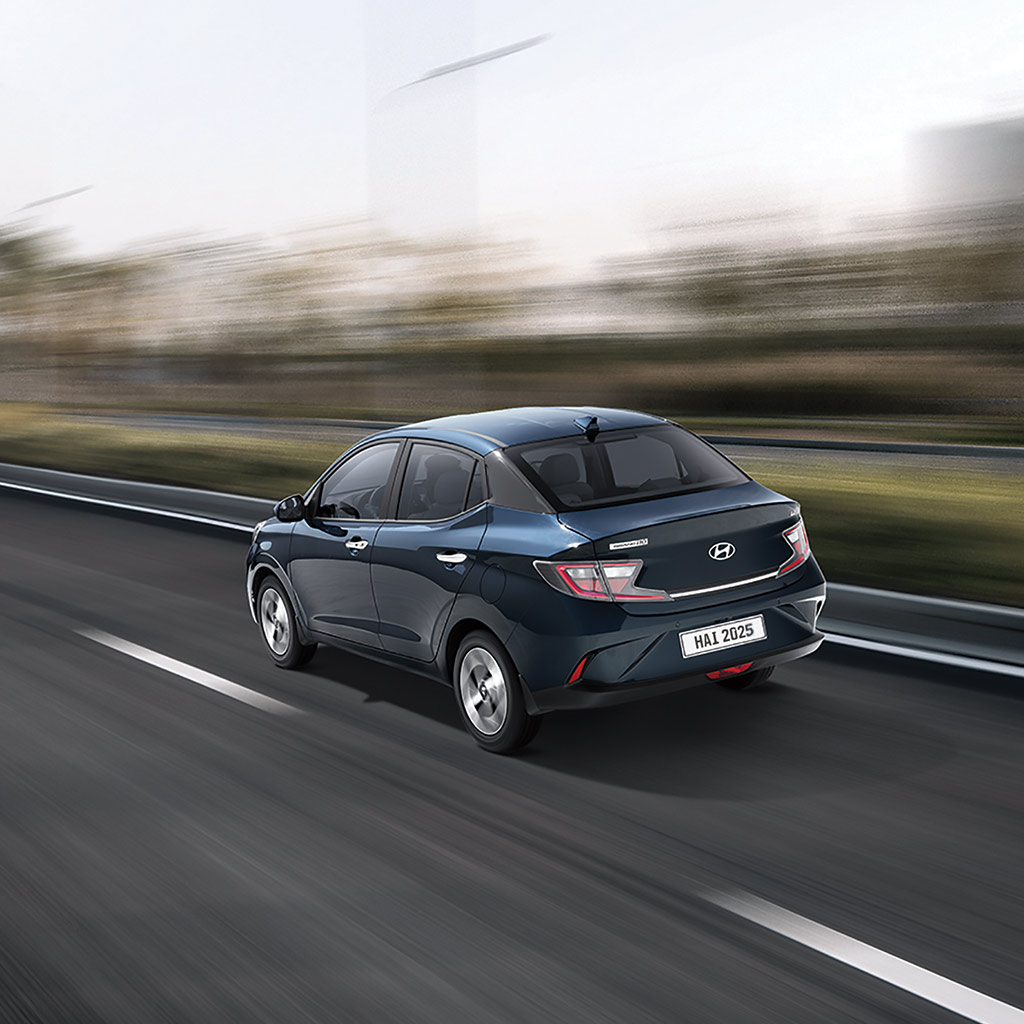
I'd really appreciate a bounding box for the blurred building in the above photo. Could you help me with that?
[365,0,478,241]
[912,115,1024,213]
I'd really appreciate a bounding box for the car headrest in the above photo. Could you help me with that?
[425,453,460,475]
[424,453,461,498]
[538,452,580,487]
[433,469,469,508]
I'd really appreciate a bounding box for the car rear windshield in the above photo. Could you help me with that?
[505,424,748,510]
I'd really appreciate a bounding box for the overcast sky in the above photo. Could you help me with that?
[4,0,1024,261]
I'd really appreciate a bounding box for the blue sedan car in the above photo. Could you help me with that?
[247,407,826,752]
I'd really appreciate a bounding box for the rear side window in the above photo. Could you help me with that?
[506,425,747,510]
[396,443,479,520]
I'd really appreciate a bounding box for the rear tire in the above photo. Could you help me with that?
[257,578,317,669]
[714,665,773,690]
[453,631,541,754]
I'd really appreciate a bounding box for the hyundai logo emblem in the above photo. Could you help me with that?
[708,542,735,560]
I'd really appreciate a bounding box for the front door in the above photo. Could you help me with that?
[287,441,401,647]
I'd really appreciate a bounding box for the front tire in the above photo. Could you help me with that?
[257,578,317,669]
[453,631,541,754]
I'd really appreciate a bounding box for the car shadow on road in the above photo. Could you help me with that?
[523,675,958,800]
[300,645,460,726]
[300,648,957,802]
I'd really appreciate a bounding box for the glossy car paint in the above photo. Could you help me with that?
[372,505,489,661]
[246,407,826,710]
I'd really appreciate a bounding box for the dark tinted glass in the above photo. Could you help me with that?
[506,425,747,510]
[396,443,477,520]
[465,461,486,509]
[318,442,399,519]
[482,450,552,513]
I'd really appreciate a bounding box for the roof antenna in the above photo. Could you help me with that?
[574,415,600,441]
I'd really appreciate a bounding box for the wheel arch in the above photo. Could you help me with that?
[442,617,543,716]
[443,618,494,684]
[247,561,312,642]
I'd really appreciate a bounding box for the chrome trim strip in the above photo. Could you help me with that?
[668,571,778,600]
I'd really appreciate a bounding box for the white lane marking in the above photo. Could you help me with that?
[825,632,1024,679]
[0,480,252,533]
[78,629,299,715]
[707,890,1024,1024]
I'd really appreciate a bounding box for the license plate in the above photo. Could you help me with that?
[679,614,766,658]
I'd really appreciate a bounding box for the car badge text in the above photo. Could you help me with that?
[609,538,648,551]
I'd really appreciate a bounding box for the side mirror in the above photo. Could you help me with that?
[274,494,306,522]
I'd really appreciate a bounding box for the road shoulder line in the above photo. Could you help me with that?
[0,479,252,533]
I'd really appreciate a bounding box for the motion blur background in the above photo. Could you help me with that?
[1,0,1021,603]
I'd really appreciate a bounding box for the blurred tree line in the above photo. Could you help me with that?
[1,211,1021,425]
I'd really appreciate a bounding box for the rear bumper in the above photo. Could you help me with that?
[521,632,823,712]
[507,560,827,712]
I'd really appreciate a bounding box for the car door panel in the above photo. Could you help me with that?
[289,521,382,646]
[371,442,487,662]
[372,506,488,661]
[285,441,401,648]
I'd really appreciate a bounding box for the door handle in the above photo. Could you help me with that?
[436,551,467,565]
[345,539,369,551]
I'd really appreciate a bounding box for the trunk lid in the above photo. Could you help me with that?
[557,481,800,615]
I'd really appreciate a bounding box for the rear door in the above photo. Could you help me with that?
[371,442,488,661]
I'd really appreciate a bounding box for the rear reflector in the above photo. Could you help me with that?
[706,662,753,679]
[566,654,591,686]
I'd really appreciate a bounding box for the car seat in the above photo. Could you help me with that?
[537,453,594,505]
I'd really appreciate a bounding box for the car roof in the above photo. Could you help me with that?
[367,406,668,455]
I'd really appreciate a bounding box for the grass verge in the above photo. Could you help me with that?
[748,458,1022,608]
[1,406,1020,607]
[0,405,349,499]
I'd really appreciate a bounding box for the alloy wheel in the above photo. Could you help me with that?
[260,587,291,656]
[459,647,508,736]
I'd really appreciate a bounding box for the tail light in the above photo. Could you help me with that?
[534,559,668,601]
[777,518,810,576]
[553,563,607,598]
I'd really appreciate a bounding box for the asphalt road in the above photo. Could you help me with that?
[2,490,1022,1023]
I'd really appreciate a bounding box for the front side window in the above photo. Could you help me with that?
[317,442,400,519]
[396,443,480,521]
[506,425,747,510]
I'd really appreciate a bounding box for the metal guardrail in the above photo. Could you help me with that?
[705,435,1024,460]
[1,461,1021,675]
[819,585,1024,674]
[0,462,272,530]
